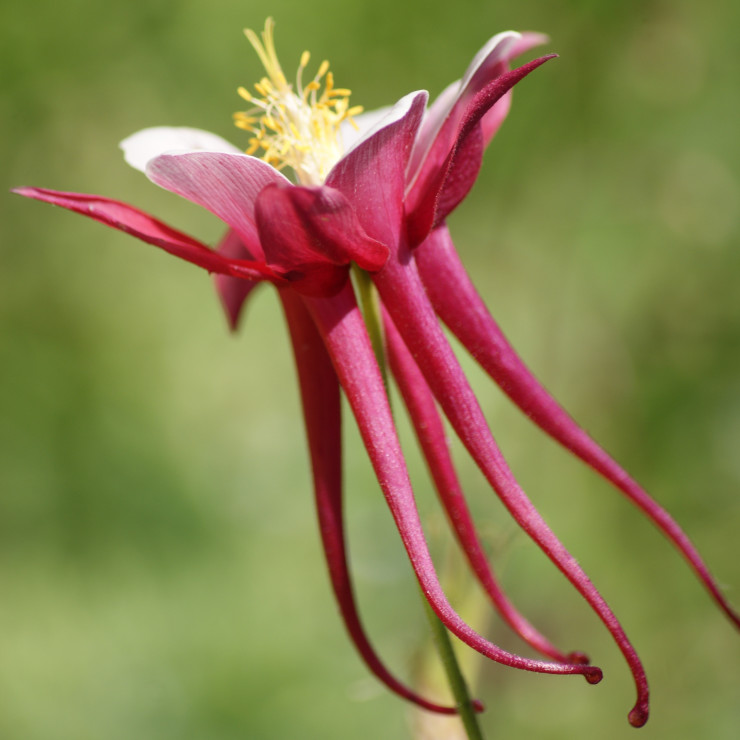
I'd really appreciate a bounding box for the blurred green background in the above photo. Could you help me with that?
[2,0,739,738]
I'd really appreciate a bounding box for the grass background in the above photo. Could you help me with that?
[2,0,739,737]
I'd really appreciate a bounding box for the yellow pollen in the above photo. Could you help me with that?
[233,18,363,185]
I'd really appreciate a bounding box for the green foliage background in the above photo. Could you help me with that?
[2,0,739,738]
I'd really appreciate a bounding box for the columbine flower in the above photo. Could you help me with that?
[14,20,738,728]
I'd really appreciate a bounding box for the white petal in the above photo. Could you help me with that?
[340,106,392,153]
[342,91,428,156]
[120,127,241,173]
[145,150,290,260]
[407,32,522,183]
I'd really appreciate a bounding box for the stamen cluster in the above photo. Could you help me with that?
[234,18,363,185]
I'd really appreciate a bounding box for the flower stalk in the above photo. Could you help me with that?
[352,266,388,390]
[421,594,485,739]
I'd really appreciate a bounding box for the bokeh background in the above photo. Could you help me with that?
[2,0,739,738]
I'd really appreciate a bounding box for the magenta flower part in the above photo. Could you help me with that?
[370,234,647,725]
[383,307,589,666]
[14,20,738,729]
[414,224,740,634]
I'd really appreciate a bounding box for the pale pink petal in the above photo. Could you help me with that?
[509,31,550,57]
[408,32,521,183]
[339,106,392,154]
[120,126,241,173]
[479,33,550,144]
[442,56,556,219]
[327,91,427,249]
[406,80,461,182]
[146,151,291,262]
[414,31,548,166]
[405,56,556,247]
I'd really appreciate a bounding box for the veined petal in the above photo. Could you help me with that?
[508,31,551,59]
[146,150,291,262]
[441,35,553,207]
[340,105,392,155]
[372,246,648,727]
[280,291,462,715]
[417,225,740,633]
[405,56,556,247]
[408,31,521,182]
[327,91,427,249]
[384,309,586,665]
[213,230,261,331]
[407,32,548,184]
[478,33,550,145]
[121,126,241,173]
[255,183,388,296]
[12,187,280,284]
[304,282,602,683]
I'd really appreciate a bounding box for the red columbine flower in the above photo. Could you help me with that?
[14,20,738,728]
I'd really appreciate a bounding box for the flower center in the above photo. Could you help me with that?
[234,19,363,186]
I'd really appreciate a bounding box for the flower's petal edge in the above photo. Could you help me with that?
[340,106,393,155]
[121,126,241,173]
[12,187,279,284]
[405,55,556,247]
[327,90,428,249]
[408,31,521,180]
[146,150,292,262]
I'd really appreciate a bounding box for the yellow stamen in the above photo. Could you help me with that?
[234,18,363,185]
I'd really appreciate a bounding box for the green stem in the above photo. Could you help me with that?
[352,266,485,740]
[420,593,485,740]
[353,266,388,389]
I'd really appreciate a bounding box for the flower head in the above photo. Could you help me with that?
[233,18,362,185]
[13,20,738,730]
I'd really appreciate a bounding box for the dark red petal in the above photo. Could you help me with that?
[213,230,261,331]
[417,225,740,633]
[12,187,279,284]
[255,183,388,296]
[304,282,601,682]
[478,90,513,147]
[280,291,462,715]
[327,91,427,249]
[405,56,556,247]
[372,246,647,725]
[384,309,583,664]
[432,124,485,229]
